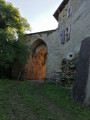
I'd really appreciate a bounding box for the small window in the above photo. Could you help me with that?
[70,5,72,15]
[67,24,71,40]
[61,30,65,44]
[68,5,72,17]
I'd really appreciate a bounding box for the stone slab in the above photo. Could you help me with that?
[72,37,90,104]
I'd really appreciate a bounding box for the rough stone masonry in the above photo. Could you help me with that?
[20,0,90,83]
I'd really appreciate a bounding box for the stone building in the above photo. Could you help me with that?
[21,0,90,82]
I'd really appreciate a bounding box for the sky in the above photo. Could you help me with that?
[5,0,63,33]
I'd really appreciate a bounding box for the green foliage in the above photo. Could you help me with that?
[0,0,30,78]
[0,0,30,33]
[12,40,29,64]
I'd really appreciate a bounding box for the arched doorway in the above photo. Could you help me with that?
[23,39,48,80]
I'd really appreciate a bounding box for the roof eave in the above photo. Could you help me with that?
[53,0,69,21]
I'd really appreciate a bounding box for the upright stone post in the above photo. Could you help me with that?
[72,38,90,105]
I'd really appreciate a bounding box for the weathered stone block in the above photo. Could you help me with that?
[72,38,90,105]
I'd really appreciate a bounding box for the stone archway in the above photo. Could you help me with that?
[23,39,48,80]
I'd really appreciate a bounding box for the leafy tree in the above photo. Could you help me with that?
[0,0,30,78]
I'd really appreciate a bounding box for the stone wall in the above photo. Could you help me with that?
[22,0,90,82]
[23,30,64,81]
[58,0,90,59]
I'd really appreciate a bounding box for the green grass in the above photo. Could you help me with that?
[40,84,90,120]
[0,79,90,120]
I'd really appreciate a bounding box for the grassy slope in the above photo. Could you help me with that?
[0,79,90,120]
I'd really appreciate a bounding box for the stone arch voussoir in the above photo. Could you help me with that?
[31,38,48,56]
